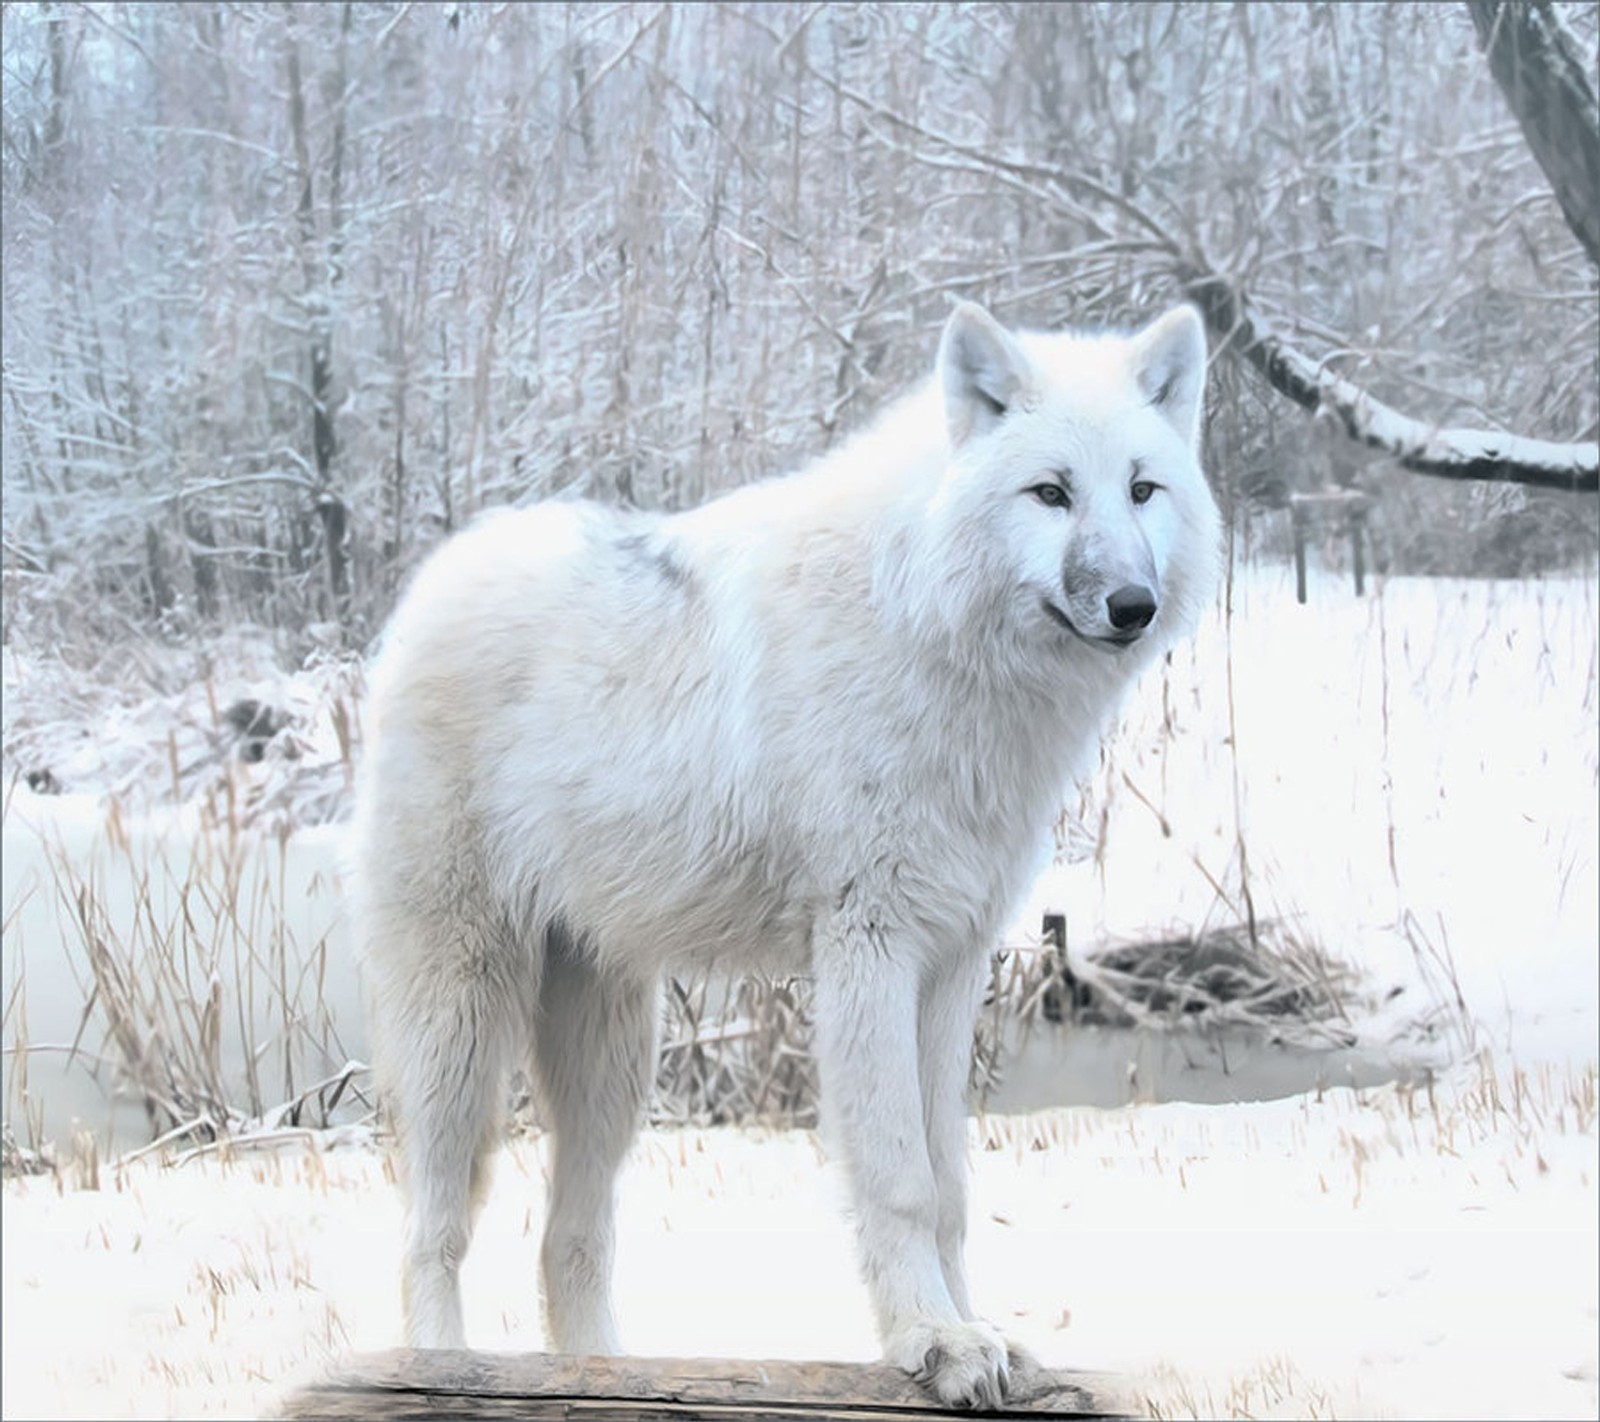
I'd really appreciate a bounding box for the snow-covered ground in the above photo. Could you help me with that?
[2,563,1596,1417]
[2,1067,1593,1420]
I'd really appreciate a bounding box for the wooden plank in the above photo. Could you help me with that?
[279,1349,1135,1420]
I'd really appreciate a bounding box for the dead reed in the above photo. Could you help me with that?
[651,916,1366,1129]
[3,783,371,1163]
[5,794,1366,1155]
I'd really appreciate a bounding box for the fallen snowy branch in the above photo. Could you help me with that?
[1182,270,1600,493]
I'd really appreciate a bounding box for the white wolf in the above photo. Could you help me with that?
[355,300,1220,1408]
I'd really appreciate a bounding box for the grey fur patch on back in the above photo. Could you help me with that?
[613,528,693,590]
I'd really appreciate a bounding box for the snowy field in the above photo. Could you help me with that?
[2,564,1596,1418]
[3,1069,1595,1421]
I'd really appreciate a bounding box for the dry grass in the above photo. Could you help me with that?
[3,789,370,1163]
[653,975,819,1128]
[5,781,1374,1154]
[646,916,1369,1130]
[1143,1357,1340,1421]
[8,849,1370,1153]
[0,1122,55,1177]
[1004,918,1360,1038]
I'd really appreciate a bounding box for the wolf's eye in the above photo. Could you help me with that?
[1130,480,1157,505]
[1030,483,1070,509]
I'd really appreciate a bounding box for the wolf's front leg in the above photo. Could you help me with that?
[917,952,991,1322]
[813,922,1009,1409]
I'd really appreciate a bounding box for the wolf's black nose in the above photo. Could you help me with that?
[1106,585,1157,631]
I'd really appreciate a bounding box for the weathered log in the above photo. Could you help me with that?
[279,1349,1134,1421]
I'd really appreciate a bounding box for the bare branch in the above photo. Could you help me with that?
[847,83,1597,493]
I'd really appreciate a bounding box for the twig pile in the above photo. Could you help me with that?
[650,919,1364,1128]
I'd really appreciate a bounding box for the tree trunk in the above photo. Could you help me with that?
[284,8,351,621]
[1466,0,1600,269]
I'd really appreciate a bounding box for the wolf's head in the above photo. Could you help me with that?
[930,300,1221,659]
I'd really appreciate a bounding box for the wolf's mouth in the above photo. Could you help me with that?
[1041,599,1142,651]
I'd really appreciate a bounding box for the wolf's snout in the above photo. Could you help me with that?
[1105,585,1157,632]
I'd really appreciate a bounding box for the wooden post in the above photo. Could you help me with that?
[280,1350,1135,1420]
[1291,505,1308,605]
[1040,911,1066,1022]
[1349,508,1366,597]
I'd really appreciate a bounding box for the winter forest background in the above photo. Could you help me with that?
[2,7,1598,1417]
[3,1,1596,675]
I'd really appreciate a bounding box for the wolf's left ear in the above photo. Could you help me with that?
[1131,305,1207,451]
[939,301,1034,446]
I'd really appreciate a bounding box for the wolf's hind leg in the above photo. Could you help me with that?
[375,915,519,1351]
[532,927,657,1355]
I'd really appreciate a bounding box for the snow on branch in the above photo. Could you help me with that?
[1183,270,1599,494]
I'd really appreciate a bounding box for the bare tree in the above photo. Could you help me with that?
[2,2,1594,653]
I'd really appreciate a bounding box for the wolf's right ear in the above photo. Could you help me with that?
[939,301,1034,446]
[1131,305,1208,452]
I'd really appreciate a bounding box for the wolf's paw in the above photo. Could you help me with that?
[887,1317,1010,1409]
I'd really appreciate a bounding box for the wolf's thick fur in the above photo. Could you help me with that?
[356,302,1220,1407]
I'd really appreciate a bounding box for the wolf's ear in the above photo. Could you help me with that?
[939,301,1034,446]
[1131,305,1207,450]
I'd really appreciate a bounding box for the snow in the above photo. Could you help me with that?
[2,1066,1594,1419]
[1,627,364,831]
